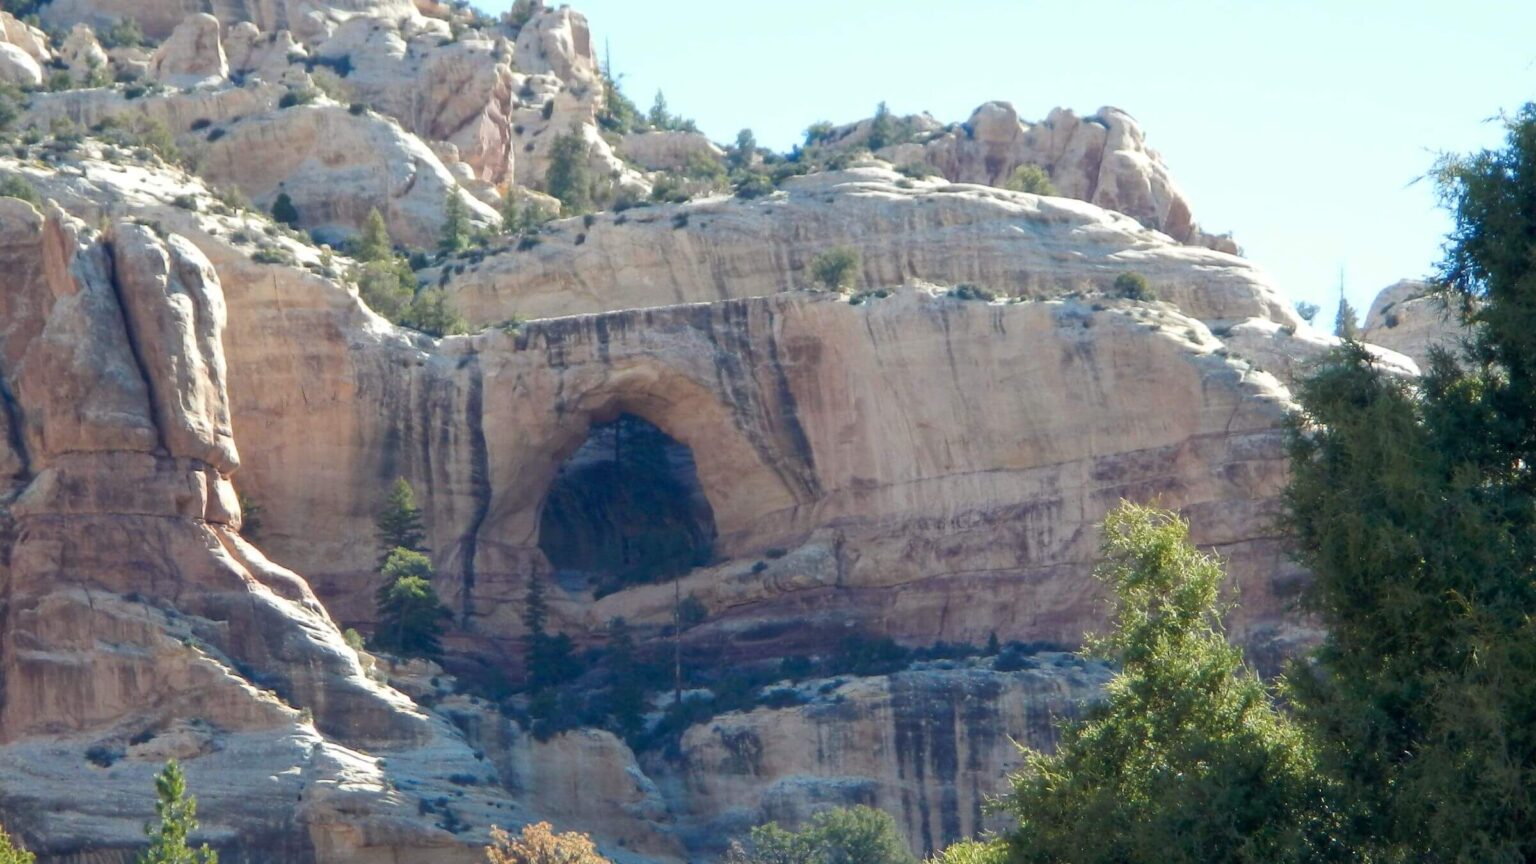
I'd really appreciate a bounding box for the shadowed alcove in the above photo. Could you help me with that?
[537,413,718,597]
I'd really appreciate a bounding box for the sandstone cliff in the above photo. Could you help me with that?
[0,0,1429,859]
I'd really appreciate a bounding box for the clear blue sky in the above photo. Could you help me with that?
[486,0,1536,322]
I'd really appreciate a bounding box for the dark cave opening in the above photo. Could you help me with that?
[537,414,717,597]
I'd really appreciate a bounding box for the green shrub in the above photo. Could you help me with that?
[1112,271,1154,301]
[100,17,144,50]
[0,174,39,206]
[1004,163,1056,195]
[278,88,317,109]
[728,806,915,864]
[810,247,860,292]
[948,283,996,302]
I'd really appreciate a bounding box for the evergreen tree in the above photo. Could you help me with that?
[440,189,469,253]
[605,617,643,740]
[355,208,393,262]
[866,101,897,152]
[400,288,468,338]
[271,192,299,227]
[523,575,547,638]
[1333,294,1358,339]
[730,128,757,170]
[545,128,592,214]
[1284,102,1536,862]
[647,90,670,129]
[1000,503,1342,864]
[373,548,450,658]
[376,477,427,562]
[139,761,217,864]
[1004,164,1056,196]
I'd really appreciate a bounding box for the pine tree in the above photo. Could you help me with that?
[647,90,670,129]
[1333,293,1358,339]
[139,761,217,864]
[523,575,547,638]
[440,189,469,253]
[1001,503,1341,864]
[373,548,450,658]
[271,192,299,227]
[376,477,427,562]
[605,617,643,740]
[545,128,592,214]
[356,208,393,262]
[867,100,896,151]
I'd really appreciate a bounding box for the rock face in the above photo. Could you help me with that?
[618,131,726,173]
[437,167,1294,328]
[1362,279,1465,369]
[0,199,525,862]
[667,661,1113,857]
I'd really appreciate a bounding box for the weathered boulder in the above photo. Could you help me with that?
[513,3,598,89]
[196,101,499,246]
[0,11,51,63]
[59,23,108,82]
[148,13,228,87]
[1361,279,1465,370]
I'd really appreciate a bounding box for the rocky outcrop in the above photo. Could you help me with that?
[1361,279,1465,369]
[41,0,425,43]
[196,102,499,246]
[59,24,108,82]
[0,199,523,862]
[618,131,726,173]
[0,12,49,86]
[437,167,1295,328]
[828,102,1234,253]
[148,13,228,87]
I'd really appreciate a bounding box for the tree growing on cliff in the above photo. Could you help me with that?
[376,477,427,561]
[999,502,1342,864]
[1283,102,1536,862]
[139,761,217,864]
[522,576,580,691]
[545,128,592,214]
[270,192,299,227]
[356,208,393,262]
[372,548,450,658]
[440,188,469,253]
[811,247,860,292]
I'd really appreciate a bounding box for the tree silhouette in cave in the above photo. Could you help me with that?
[537,414,717,597]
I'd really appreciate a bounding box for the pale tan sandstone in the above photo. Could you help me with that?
[59,23,108,82]
[618,130,726,173]
[147,13,228,88]
[0,11,51,63]
[1361,279,1467,370]
[825,102,1234,253]
[196,101,500,246]
[438,167,1297,328]
[41,0,424,43]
